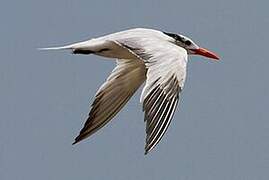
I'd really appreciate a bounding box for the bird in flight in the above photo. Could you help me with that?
[41,28,219,154]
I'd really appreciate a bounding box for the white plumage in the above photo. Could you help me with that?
[41,28,219,154]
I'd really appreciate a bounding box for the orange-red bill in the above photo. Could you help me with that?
[193,47,220,60]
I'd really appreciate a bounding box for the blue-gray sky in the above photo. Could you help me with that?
[1,0,269,179]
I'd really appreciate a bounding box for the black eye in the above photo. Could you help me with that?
[185,40,191,46]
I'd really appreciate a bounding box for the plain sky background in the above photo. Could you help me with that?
[1,0,269,179]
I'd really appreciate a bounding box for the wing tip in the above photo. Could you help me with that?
[72,132,87,145]
[144,148,151,155]
[144,151,148,155]
[72,137,80,145]
[144,143,155,155]
[72,141,78,145]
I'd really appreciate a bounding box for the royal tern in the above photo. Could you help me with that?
[41,28,219,154]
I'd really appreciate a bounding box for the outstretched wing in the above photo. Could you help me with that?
[142,49,187,154]
[73,59,146,144]
[116,36,188,154]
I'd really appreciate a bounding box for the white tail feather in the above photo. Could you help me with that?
[37,40,96,51]
[37,44,73,51]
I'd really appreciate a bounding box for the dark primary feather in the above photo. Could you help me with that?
[143,76,182,154]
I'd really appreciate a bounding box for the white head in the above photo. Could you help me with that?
[163,32,219,60]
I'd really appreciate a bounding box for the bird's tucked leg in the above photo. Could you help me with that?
[72,49,94,54]
[72,48,111,55]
